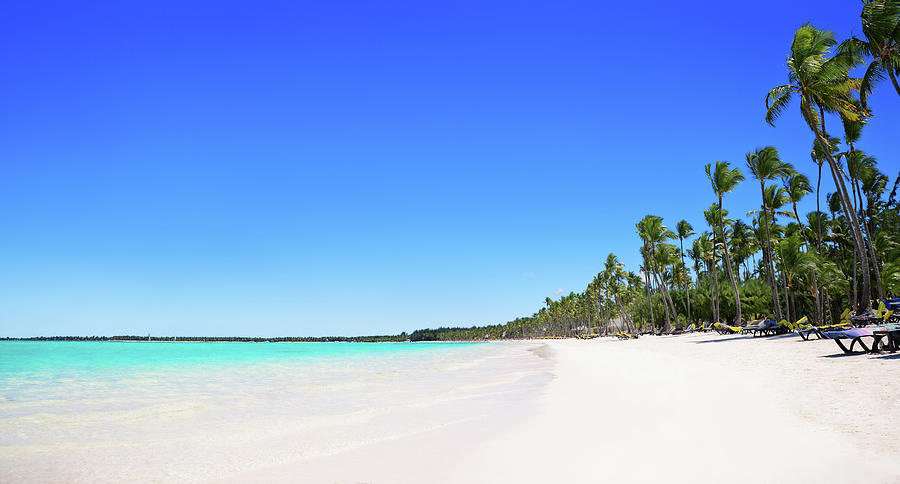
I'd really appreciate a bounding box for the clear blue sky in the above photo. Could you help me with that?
[1,0,898,337]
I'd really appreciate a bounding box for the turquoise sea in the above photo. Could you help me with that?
[0,340,550,482]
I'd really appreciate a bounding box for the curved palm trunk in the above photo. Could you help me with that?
[812,126,872,311]
[782,272,791,322]
[817,105,870,311]
[648,243,676,333]
[719,197,742,323]
[854,177,884,300]
[793,202,822,325]
[710,257,720,324]
[759,191,783,321]
[888,68,900,97]
[651,268,671,332]
[816,162,825,322]
[644,271,655,331]
[679,238,692,325]
[853,249,858,312]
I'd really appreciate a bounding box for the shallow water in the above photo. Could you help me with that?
[0,341,550,482]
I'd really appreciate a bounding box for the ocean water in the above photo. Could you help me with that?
[0,340,550,482]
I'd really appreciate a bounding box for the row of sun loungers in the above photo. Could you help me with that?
[693,299,900,355]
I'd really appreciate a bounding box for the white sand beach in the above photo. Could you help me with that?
[233,334,900,484]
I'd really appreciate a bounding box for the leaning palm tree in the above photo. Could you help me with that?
[705,161,745,323]
[765,24,873,311]
[745,147,793,320]
[676,220,695,324]
[842,150,887,302]
[810,135,841,250]
[839,0,900,102]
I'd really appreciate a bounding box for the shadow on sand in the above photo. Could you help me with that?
[693,333,796,344]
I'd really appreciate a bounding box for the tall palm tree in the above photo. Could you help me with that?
[676,220,695,324]
[745,147,793,320]
[777,235,813,323]
[696,233,718,323]
[844,150,886,300]
[705,161,745,323]
[839,0,900,102]
[729,220,754,280]
[639,246,656,331]
[765,24,873,311]
[637,215,678,332]
[783,171,823,323]
[839,99,886,301]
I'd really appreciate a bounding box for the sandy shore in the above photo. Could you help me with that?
[233,333,900,483]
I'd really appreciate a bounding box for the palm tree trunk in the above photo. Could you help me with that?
[760,193,783,320]
[645,271,655,330]
[680,238,692,325]
[651,268,672,332]
[888,68,900,97]
[855,178,884,300]
[814,129,872,311]
[854,248,859,311]
[711,258,720,323]
[782,273,790,322]
[719,198,742,323]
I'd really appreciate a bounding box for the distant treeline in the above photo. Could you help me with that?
[4,335,407,343]
[2,326,517,342]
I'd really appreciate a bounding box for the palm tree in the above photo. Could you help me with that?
[844,150,886,300]
[636,215,678,332]
[639,247,656,332]
[839,0,900,102]
[695,233,718,323]
[783,171,824,323]
[745,147,793,320]
[676,220,695,324]
[811,135,841,249]
[777,235,814,323]
[765,24,873,311]
[705,161,745,323]
[729,220,754,280]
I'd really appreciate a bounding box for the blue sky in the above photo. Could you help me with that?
[1,0,898,337]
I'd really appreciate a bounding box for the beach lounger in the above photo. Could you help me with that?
[713,322,744,335]
[743,319,771,337]
[821,328,877,354]
[872,323,900,353]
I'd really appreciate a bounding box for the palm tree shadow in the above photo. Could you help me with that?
[694,335,751,343]
[694,333,796,344]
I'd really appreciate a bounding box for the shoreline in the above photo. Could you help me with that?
[228,333,900,483]
[3,334,898,483]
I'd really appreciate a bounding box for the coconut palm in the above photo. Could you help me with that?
[777,235,814,322]
[765,24,873,311]
[676,220,695,324]
[705,161,745,323]
[636,215,678,332]
[811,135,841,249]
[839,0,900,102]
[745,147,793,320]
[695,233,718,323]
[844,150,886,300]
[783,171,824,323]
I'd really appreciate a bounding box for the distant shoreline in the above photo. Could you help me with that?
[0,335,500,343]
